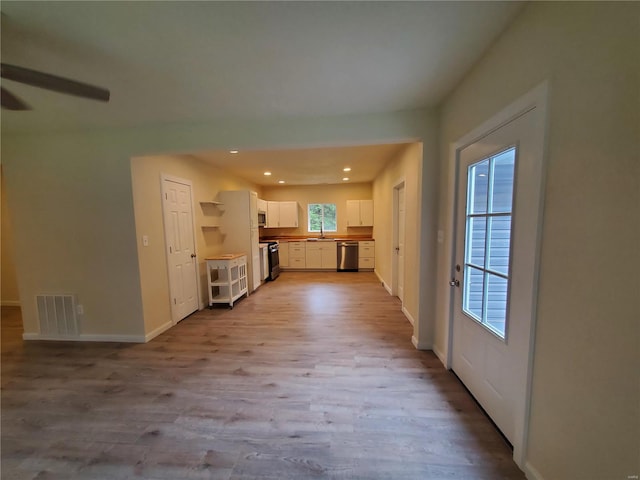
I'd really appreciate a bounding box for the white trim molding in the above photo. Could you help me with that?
[144,321,173,342]
[375,269,392,295]
[432,344,447,367]
[444,81,549,471]
[22,319,174,344]
[1,300,21,307]
[402,305,415,326]
[524,461,545,480]
[23,332,146,343]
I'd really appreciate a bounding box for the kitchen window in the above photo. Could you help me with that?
[308,203,337,233]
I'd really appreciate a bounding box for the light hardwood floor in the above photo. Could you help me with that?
[1,272,525,479]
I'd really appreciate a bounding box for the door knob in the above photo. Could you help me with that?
[449,278,460,287]
[191,254,196,258]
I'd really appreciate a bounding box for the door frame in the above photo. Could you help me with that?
[160,173,202,324]
[391,178,406,299]
[443,82,549,468]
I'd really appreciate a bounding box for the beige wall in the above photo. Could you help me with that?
[436,3,639,479]
[372,143,423,327]
[261,182,372,237]
[131,154,261,335]
[1,169,20,305]
[2,109,435,340]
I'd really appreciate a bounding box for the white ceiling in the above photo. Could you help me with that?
[0,1,523,185]
[183,143,412,186]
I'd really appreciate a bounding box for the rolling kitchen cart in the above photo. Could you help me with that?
[205,253,248,308]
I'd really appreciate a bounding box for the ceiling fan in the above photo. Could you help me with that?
[1,63,110,110]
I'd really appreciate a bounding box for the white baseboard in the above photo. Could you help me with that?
[144,321,173,342]
[433,344,447,367]
[374,270,392,295]
[23,320,173,344]
[402,306,415,325]
[23,332,146,343]
[1,300,21,307]
[411,335,419,349]
[524,461,545,480]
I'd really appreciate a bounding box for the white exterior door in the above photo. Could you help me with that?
[450,91,546,465]
[162,177,199,324]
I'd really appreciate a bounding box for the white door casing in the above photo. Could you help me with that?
[161,176,199,324]
[396,182,406,302]
[448,83,548,468]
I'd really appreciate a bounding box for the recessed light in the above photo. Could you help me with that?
[278,180,285,184]
[343,167,351,172]
[342,177,350,181]
[264,171,272,176]
[229,150,239,154]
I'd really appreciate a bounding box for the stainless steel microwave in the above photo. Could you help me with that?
[257,211,267,227]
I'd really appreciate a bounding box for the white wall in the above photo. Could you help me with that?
[2,109,438,341]
[436,3,639,479]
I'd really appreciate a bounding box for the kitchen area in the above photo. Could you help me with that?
[205,187,376,308]
[131,141,421,337]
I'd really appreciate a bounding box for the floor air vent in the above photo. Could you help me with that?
[36,295,78,337]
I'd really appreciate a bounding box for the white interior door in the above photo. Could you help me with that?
[162,177,199,324]
[451,101,545,462]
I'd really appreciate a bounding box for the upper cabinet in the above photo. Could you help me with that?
[257,198,268,213]
[266,201,299,228]
[346,199,374,227]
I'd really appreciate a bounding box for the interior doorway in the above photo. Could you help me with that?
[392,180,406,305]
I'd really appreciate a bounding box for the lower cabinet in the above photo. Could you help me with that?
[288,241,306,269]
[305,242,337,270]
[279,240,372,271]
[358,241,375,270]
[279,242,289,268]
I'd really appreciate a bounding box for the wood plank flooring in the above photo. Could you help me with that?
[1,272,525,479]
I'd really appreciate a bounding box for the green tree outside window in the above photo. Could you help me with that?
[308,203,337,232]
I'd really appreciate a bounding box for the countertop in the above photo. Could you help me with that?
[204,253,247,261]
[260,236,374,242]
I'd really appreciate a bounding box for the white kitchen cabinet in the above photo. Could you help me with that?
[306,242,337,270]
[346,200,374,227]
[279,202,299,228]
[287,241,306,269]
[266,201,280,228]
[265,201,299,228]
[257,198,268,213]
[358,240,375,270]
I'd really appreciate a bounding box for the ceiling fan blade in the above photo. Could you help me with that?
[1,87,31,110]
[1,63,110,103]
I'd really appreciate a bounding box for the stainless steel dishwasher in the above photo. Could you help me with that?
[337,241,359,271]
